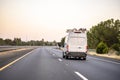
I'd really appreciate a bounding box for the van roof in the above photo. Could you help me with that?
[66,28,87,33]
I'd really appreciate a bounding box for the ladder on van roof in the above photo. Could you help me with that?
[66,28,87,33]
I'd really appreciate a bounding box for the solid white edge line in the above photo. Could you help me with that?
[0,50,33,71]
[89,56,120,64]
[75,71,88,80]
[58,58,62,62]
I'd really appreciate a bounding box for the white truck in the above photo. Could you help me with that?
[63,28,88,60]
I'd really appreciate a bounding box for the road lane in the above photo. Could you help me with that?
[0,47,80,80]
[50,48,120,80]
[0,48,35,68]
[0,49,34,71]
[0,47,120,80]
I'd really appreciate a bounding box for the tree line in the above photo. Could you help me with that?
[58,37,65,47]
[0,38,57,46]
[87,19,120,53]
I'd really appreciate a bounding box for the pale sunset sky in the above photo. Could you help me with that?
[0,0,120,41]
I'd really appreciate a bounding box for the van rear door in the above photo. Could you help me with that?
[68,33,87,53]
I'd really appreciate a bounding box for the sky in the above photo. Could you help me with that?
[0,0,120,42]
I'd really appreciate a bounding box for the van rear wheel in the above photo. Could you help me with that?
[65,55,68,59]
[78,57,81,60]
[63,52,65,58]
[83,57,86,60]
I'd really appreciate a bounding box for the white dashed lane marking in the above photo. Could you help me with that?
[52,54,55,56]
[58,58,62,62]
[75,71,88,80]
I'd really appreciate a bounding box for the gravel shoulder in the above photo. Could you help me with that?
[88,49,120,60]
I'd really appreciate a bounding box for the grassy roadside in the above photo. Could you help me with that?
[88,49,120,60]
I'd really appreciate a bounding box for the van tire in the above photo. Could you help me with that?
[65,55,68,59]
[83,57,86,60]
[78,57,81,60]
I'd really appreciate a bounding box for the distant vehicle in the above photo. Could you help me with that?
[63,28,88,60]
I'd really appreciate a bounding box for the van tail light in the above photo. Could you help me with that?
[66,45,69,52]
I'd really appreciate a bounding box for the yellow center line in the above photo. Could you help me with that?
[0,51,32,71]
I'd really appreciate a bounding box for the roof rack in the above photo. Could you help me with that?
[66,28,87,33]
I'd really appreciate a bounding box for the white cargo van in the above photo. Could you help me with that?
[63,28,87,60]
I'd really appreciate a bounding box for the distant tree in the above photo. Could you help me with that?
[0,38,5,45]
[4,39,12,45]
[13,38,22,45]
[53,40,57,46]
[29,40,35,46]
[41,38,45,46]
[60,37,65,47]
[44,41,49,46]
[57,42,61,47]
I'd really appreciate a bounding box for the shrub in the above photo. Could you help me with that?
[96,42,108,54]
[111,44,120,55]
[111,44,120,51]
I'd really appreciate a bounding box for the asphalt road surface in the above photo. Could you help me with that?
[0,47,120,80]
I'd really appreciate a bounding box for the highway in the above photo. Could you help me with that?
[0,47,120,80]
